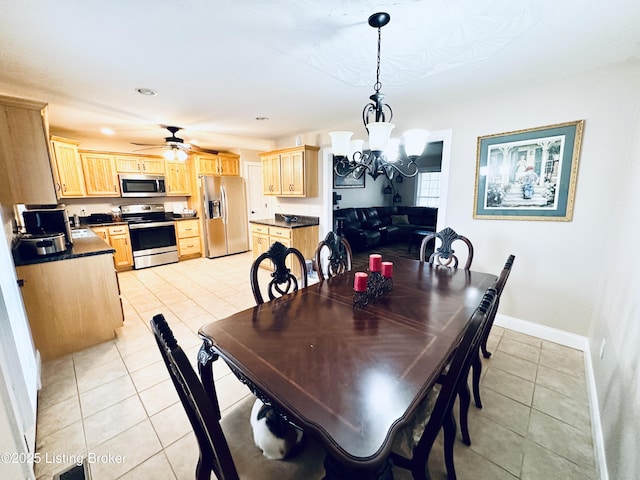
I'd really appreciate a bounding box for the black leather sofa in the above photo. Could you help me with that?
[335,206,438,252]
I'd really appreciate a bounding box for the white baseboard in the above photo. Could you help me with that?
[494,313,608,480]
[494,313,588,350]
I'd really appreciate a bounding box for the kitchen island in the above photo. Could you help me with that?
[14,229,124,361]
[250,214,319,278]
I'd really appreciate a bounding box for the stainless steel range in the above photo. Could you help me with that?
[121,204,178,269]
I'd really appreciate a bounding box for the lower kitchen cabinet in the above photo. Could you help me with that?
[250,223,318,278]
[91,225,133,270]
[176,219,201,259]
[16,254,124,361]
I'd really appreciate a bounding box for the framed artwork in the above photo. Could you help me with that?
[333,166,366,189]
[473,120,584,221]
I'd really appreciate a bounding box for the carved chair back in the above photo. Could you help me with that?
[250,241,308,304]
[313,230,353,281]
[419,227,474,270]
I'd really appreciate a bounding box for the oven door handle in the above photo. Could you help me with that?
[129,221,175,230]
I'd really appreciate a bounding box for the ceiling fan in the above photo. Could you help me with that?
[131,126,219,161]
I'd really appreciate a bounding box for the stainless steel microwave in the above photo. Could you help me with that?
[119,174,166,197]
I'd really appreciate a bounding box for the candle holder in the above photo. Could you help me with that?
[353,270,393,311]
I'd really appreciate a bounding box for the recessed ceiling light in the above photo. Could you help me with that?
[135,87,158,96]
[255,116,269,121]
[101,128,115,135]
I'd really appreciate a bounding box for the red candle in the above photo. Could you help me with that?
[369,254,382,273]
[381,261,393,278]
[354,272,368,292]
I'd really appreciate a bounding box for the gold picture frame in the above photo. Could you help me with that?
[473,120,584,221]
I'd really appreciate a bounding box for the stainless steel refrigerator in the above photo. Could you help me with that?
[202,175,249,258]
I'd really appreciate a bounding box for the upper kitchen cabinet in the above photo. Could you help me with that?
[0,95,57,205]
[194,152,239,176]
[115,154,165,174]
[165,159,191,196]
[261,153,282,195]
[259,145,319,197]
[79,152,120,196]
[49,136,86,198]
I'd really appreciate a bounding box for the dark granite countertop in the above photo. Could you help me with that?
[76,221,128,228]
[76,214,197,229]
[250,214,319,229]
[13,229,115,267]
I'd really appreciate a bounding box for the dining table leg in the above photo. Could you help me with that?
[323,454,393,480]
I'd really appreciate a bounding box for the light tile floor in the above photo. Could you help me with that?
[34,253,598,479]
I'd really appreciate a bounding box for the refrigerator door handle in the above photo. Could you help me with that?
[221,185,228,224]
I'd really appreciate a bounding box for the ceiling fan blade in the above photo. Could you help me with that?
[131,141,164,147]
[133,146,166,152]
[191,144,219,155]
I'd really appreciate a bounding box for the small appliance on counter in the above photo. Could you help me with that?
[18,232,67,257]
[19,206,73,257]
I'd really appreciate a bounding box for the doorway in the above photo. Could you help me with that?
[244,162,271,223]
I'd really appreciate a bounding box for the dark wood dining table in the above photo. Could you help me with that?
[198,257,497,479]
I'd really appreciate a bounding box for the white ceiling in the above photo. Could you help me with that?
[1,0,639,152]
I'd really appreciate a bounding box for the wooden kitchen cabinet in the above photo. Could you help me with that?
[251,224,271,262]
[80,152,120,196]
[250,223,318,278]
[115,154,165,174]
[107,225,134,269]
[0,95,57,205]
[259,145,319,197]
[91,225,133,270]
[49,136,86,198]
[261,154,282,195]
[16,253,124,361]
[218,152,240,176]
[195,152,240,176]
[175,219,201,259]
[165,160,191,195]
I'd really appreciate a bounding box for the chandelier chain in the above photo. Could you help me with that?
[374,26,382,93]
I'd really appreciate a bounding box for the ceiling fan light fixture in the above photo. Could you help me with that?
[164,147,188,162]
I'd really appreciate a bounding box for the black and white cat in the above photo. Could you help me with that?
[250,398,304,460]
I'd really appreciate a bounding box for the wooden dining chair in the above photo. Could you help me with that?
[313,230,353,281]
[480,254,515,359]
[151,314,325,480]
[250,241,308,304]
[391,289,497,480]
[419,227,474,270]
[469,254,516,411]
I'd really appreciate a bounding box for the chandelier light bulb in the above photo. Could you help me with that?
[385,138,401,163]
[328,131,353,157]
[367,122,395,151]
[403,129,429,158]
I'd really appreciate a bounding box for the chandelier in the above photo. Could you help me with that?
[330,12,428,181]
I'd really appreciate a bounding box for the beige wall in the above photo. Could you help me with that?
[285,59,640,478]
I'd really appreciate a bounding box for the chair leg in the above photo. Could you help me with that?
[481,336,492,358]
[472,354,483,409]
[458,385,471,446]
[195,455,211,480]
[443,409,458,480]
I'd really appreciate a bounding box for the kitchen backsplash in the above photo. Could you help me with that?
[59,197,190,218]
